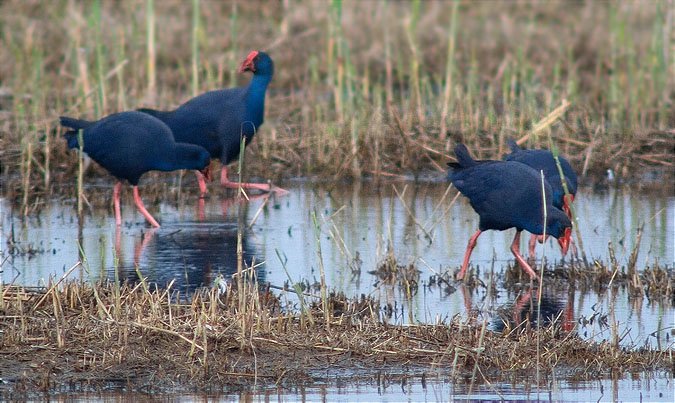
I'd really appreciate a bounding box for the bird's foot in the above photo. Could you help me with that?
[269,185,289,195]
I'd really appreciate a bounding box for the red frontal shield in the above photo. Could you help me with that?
[239,50,259,73]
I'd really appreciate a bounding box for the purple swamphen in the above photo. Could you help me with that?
[60,111,211,227]
[504,138,578,255]
[448,144,572,281]
[138,50,285,196]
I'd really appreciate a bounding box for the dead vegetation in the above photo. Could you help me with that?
[0,1,673,208]
[0,276,670,396]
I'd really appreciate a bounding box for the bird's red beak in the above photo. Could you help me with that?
[239,50,259,73]
[200,165,212,181]
[558,227,572,256]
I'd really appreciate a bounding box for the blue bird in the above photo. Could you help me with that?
[138,51,285,196]
[504,139,578,255]
[60,111,211,227]
[448,144,572,281]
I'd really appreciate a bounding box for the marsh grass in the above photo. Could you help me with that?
[0,1,672,204]
[0,278,669,394]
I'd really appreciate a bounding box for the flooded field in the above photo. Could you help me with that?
[50,372,673,402]
[1,180,673,400]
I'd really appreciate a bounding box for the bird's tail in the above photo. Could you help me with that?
[447,143,477,170]
[507,138,521,153]
[137,107,172,122]
[59,116,93,149]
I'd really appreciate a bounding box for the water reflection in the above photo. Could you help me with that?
[0,181,672,348]
[489,287,574,333]
[112,204,265,293]
[47,370,674,402]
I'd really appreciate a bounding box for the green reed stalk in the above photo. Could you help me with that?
[191,0,200,97]
[549,141,587,266]
[350,115,360,176]
[311,211,330,330]
[383,1,393,107]
[20,117,32,217]
[344,49,355,116]
[228,1,238,88]
[236,135,245,270]
[90,0,106,114]
[77,129,85,215]
[652,0,669,129]
[565,45,578,103]
[75,31,94,115]
[536,170,547,387]
[146,0,156,100]
[516,47,527,133]
[406,0,424,124]
[330,0,344,120]
[116,28,128,111]
[466,49,479,133]
[275,249,314,326]
[608,2,622,131]
[31,47,50,191]
[236,134,248,343]
[439,0,459,138]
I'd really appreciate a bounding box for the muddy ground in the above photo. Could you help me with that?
[0,265,672,398]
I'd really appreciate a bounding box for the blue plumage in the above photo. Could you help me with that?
[503,139,578,212]
[60,111,211,227]
[448,144,572,281]
[137,51,280,194]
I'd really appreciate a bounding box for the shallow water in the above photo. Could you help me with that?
[1,180,673,398]
[49,371,674,402]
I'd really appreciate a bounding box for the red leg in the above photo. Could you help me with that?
[528,234,537,258]
[220,166,289,194]
[513,289,534,326]
[196,171,208,197]
[510,231,540,281]
[457,230,482,280]
[113,181,123,226]
[197,197,206,221]
[564,287,576,332]
[459,284,472,314]
[114,225,122,260]
[132,186,160,227]
[133,227,157,267]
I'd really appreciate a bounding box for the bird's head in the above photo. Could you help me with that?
[239,50,274,76]
[179,145,212,181]
[547,207,573,256]
[196,149,212,181]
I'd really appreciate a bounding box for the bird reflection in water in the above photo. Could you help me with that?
[197,191,273,222]
[490,288,575,333]
[113,217,264,295]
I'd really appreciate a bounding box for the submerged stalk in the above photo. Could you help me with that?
[311,211,330,330]
[77,129,85,216]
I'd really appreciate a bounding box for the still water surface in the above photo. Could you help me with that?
[53,371,673,402]
[1,180,673,399]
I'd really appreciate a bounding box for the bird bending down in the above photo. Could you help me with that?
[448,144,572,281]
[138,50,286,197]
[60,111,211,227]
[503,139,578,256]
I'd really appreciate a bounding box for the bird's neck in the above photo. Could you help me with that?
[244,74,271,127]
